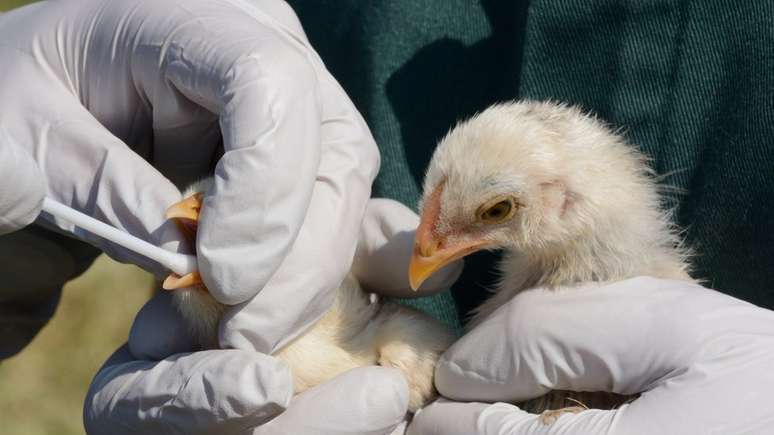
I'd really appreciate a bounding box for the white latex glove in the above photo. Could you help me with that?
[220,197,465,352]
[86,295,409,435]
[0,128,45,234]
[86,198,461,434]
[0,0,378,331]
[408,277,774,435]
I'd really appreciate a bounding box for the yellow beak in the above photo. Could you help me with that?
[408,183,490,290]
[408,238,490,291]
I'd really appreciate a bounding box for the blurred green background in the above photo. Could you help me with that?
[0,2,152,435]
[0,257,152,435]
[0,0,33,12]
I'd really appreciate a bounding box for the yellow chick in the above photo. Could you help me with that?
[409,100,694,420]
[164,178,454,412]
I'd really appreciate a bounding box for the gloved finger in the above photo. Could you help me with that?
[408,399,619,435]
[238,0,308,35]
[413,370,774,435]
[435,277,767,402]
[353,198,464,298]
[151,2,326,305]
[251,366,409,435]
[408,399,511,435]
[0,129,45,234]
[128,291,199,360]
[30,104,185,276]
[84,345,293,435]
[219,70,379,353]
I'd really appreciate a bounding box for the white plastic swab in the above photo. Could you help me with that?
[41,197,198,277]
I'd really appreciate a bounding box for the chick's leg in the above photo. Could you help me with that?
[521,390,632,425]
[538,406,585,425]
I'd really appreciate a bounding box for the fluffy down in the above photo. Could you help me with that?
[171,179,454,413]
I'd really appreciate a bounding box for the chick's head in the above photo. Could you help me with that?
[409,101,655,290]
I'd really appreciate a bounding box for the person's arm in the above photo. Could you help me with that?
[409,277,774,435]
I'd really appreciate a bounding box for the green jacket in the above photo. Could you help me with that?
[288,0,774,329]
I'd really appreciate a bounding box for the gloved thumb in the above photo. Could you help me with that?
[408,399,616,435]
[407,399,491,435]
[85,345,294,435]
[0,129,45,234]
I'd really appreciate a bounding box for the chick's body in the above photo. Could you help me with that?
[171,179,453,412]
[413,101,693,414]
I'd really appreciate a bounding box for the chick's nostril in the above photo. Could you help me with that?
[418,239,440,258]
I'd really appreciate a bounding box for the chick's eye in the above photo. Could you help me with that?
[483,201,511,220]
[477,197,517,224]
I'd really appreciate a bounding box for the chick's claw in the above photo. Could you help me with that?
[163,192,205,290]
[538,406,586,425]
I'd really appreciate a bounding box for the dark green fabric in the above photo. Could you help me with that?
[289,0,774,328]
[518,1,774,307]
[289,1,531,331]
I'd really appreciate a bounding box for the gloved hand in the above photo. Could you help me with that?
[408,277,774,435]
[0,128,45,234]
[219,197,463,352]
[86,297,408,435]
[0,0,379,353]
[86,198,462,434]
